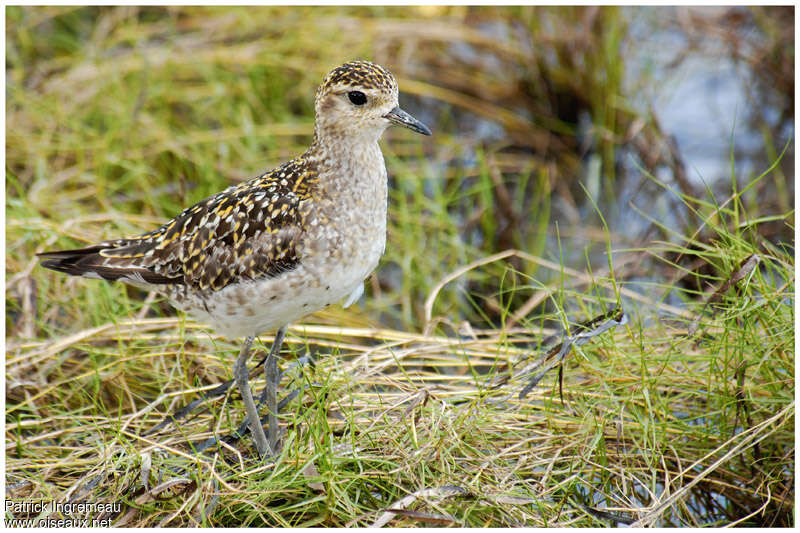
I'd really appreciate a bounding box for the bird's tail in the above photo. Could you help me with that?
[37,245,177,285]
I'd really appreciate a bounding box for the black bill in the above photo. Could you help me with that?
[383,106,432,136]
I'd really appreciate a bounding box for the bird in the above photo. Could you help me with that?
[37,60,432,458]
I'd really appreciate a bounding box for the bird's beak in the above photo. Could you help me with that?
[383,106,432,136]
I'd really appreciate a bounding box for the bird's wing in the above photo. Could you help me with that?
[38,157,319,292]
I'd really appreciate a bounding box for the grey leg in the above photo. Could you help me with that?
[264,325,288,454]
[233,335,269,457]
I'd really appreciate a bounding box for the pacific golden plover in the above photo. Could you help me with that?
[38,60,431,458]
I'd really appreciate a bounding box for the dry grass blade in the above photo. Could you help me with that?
[687,253,761,336]
[370,485,467,527]
[115,478,196,527]
[424,248,692,329]
[630,402,794,527]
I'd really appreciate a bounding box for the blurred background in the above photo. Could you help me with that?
[5,7,794,527]
[7,5,793,335]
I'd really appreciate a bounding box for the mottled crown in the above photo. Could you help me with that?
[317,60,398,97]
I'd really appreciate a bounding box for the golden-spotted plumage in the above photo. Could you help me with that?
[40,155,320,292]
[39,59,431,458]
[317,61,397,96]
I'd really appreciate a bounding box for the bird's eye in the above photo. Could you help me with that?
[347,91,367,106]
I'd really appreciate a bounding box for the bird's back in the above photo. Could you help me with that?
[39,154,320,294]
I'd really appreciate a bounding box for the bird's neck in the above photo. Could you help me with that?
[306,132,387,211]
[308,130,385,178]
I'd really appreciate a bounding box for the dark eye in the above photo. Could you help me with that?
[347,91,367,106]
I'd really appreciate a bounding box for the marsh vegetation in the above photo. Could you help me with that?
[6,6,794,526]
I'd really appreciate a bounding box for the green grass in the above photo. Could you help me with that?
[6,6,794,527]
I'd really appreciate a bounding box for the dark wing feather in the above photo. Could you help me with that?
[38,156,319,292]
[38,245,179,285]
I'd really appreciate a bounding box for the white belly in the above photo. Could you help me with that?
[176,233,384,340]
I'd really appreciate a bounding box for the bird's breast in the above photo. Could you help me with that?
[300,149,388,300]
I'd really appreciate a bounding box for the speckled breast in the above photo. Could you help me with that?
[172,150,389,340]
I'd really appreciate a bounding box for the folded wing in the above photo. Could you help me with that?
[38,159,316,292]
